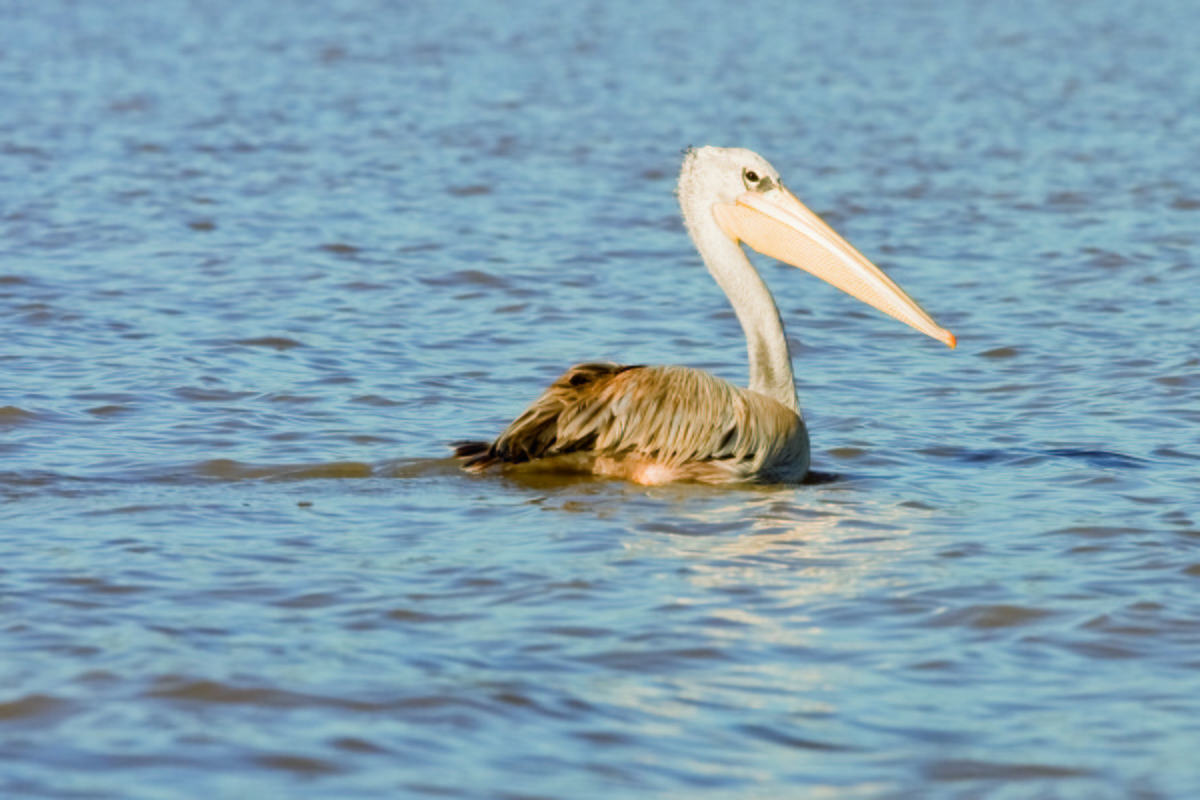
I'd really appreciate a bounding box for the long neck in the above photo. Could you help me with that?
[683,204,798,412]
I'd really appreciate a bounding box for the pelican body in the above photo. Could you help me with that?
[454,146,954,484]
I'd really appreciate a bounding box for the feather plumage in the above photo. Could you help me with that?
[458,363,809,484]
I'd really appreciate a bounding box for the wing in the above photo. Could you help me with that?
[456,363,808,481]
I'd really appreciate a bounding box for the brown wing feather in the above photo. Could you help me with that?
[457,363,809,482]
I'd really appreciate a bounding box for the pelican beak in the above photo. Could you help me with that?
[713,186,956,348]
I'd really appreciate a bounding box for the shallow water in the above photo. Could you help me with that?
[3,0,1200,797]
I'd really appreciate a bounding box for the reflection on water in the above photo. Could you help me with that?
[4,0,1200,797]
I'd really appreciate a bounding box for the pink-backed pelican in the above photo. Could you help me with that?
[454,146,954,484]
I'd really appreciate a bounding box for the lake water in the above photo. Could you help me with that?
[3,0,1200,797]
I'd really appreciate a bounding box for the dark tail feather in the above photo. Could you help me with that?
[449,363,641,474]
[450,440,496,472]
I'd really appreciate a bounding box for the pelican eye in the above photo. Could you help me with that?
[742,168,774,192]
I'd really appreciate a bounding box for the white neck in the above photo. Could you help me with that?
[681,197,798,412]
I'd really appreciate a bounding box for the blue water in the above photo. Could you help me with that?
[3,1,1200,797]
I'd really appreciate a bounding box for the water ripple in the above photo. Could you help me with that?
[3,0,1200,798]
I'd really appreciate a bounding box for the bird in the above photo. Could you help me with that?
[452,146,955,485]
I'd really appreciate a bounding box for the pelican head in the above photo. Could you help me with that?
[680,145,955,348]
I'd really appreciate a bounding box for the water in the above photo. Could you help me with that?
[3,0,1200,797]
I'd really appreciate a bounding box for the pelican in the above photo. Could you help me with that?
[453,146,955,484]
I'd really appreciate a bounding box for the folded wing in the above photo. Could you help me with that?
[455,363,808,482]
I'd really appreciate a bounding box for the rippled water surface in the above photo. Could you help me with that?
[4,1,1200,797]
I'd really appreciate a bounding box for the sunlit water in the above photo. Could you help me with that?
[3,1,1200,797]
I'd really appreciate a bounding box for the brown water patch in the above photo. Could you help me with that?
[925,759,1091,781]
[195,459,374,480]
[0,405,38,424]
[0,694,75,725]
[233,336,305,350]
[254,753,345,775]
[929,604,1055,630]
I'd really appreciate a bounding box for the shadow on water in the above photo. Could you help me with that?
[0,447,1145,499]
[190,457,463,482]
[0,446,1146,498]
[191,457,846,489]
[19,447,1143,491]
[181,446,1148,488]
